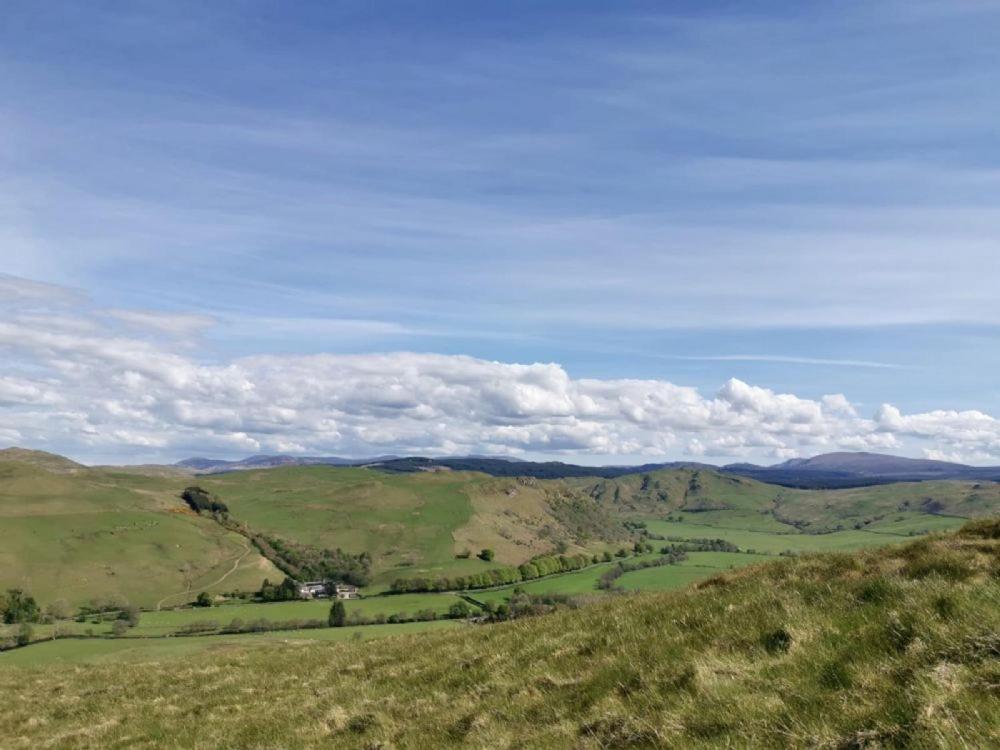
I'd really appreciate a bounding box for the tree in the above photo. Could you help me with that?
[111,620,129,637]
[194,592,213,608]
[478,548,495,562]
[44,599,74,621]
[118,604,141,627]
[329,600,346,627]
[16,622,33,647]
[448,601,472,619]
[2,589,39,624]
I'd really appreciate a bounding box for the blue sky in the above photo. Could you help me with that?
[2,1,1000,463]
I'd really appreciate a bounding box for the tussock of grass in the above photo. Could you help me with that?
[2,522,999,748]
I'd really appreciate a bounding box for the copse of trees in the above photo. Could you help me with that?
[390,552,595,594]
[256,577,300,602]
[252,535,372,587]
[1,588,39,624]
[181,486,229,516]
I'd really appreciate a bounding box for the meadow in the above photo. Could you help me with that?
[0,620,458,667]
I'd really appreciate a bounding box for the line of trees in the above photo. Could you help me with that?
[663,537,741,553]
[251,535,372,587]
[389,552,598,594]
[599,548,689,590]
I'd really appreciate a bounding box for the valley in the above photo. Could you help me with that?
[1,447,995,671]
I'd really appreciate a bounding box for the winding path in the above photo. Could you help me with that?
[155,538,253,611]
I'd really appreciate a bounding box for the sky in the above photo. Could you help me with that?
[2,0,1000,465]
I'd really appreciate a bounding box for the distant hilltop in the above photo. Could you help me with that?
[5,446,1000,489]
[170,450,1000,488]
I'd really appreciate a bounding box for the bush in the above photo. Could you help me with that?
[193,592,213,607]
[15,623,33,647]
[478,548,495,562]
[762,628,792,654]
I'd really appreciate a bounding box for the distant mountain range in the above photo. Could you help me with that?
[724,452,1000,487]
[172,450,1000,487]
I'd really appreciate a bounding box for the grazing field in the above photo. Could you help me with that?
[2,522,996,748]
[130,593,469,636]
[0,620,459,667]
[616,551,773,591]
[642,518,939,554]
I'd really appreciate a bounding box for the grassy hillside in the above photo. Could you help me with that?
[2,521,997,748]
[2,449,997,610]
[0,456,280,608]
[197,467,624,586]
[575,468,999,533]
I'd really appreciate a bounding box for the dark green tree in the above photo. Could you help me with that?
[478,548,495,562]
[2,589,39,624]
[194,592,213,608]
[329,600,346,627]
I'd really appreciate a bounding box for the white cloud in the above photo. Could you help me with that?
[0,274,991,463]
[0,281,998,464]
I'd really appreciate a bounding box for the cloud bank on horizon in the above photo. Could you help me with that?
[1,274,998,466]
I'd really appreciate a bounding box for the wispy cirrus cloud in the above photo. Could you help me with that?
[668,355,906,370]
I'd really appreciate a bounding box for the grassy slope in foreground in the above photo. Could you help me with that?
[2,522,998,749]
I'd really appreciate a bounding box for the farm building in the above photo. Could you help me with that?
[297,581,328,599]
[296,581,360,600]
[334,583,359,599]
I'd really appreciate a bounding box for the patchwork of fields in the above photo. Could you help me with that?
[1,448,997,669]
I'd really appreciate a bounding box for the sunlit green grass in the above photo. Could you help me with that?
[2,522,996,748]
[0,620,458,667]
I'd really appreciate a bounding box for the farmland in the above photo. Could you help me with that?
[2,448,997,672]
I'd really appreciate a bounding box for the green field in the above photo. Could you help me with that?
[617,551,773,591]
[0,620,459,667]
[130,593,469,635]
[641,517,956,554]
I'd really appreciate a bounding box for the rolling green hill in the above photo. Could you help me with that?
[2,521,997,748]
[0,454,280,608]
[573,468,1000,532]
[2,449,998,611]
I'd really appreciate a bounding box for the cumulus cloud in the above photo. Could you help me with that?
[1,278,999,464]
